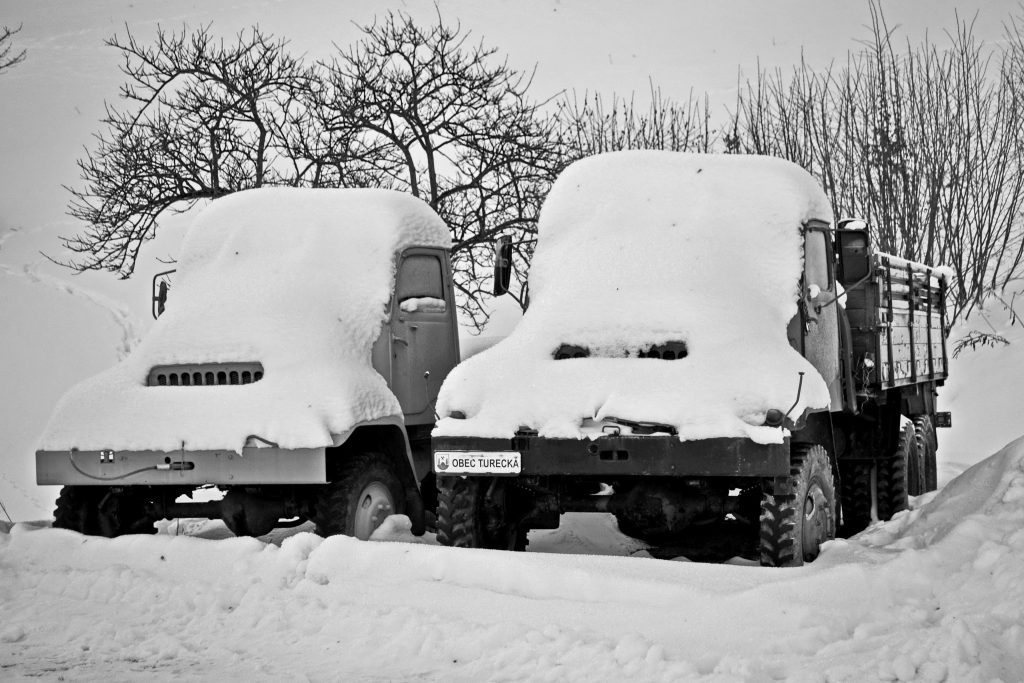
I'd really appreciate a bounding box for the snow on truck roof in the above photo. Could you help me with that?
[40,188,450,453]
[435,151,835,443]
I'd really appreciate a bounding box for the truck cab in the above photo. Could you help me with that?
[379,247,460,423]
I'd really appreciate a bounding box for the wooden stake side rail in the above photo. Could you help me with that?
[871,253,949,390]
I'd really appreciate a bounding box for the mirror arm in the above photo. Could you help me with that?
[151,269,177,319]
[814,271,873,314]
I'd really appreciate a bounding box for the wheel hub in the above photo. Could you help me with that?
[802,481,832,561]
[352,482,395,541]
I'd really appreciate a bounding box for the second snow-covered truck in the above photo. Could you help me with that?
[37,188,460,539]
[431,151,949,566]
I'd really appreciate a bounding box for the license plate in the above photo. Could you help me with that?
[433,451,521,475]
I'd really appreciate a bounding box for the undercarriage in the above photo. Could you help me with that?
[433,433,836,566]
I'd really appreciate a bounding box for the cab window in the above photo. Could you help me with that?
[396,254,445,309]
[804,229,833,291]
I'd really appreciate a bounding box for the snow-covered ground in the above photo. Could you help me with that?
[3,430,1024,681]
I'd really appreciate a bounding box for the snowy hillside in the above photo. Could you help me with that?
[0,249,134,521]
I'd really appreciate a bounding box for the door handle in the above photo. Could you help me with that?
[391,324,418,347]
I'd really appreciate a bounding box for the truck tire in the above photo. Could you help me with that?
[435,476,527,551]
[905,419,928,497]
[53,486,155,537]
[314,451,405,540]
[759,444,836,567]
[914,416,938,492]
[877,421,913,519]
[53,486,103,535]
[838,461,872,536]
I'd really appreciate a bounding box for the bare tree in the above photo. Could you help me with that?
[727,2,1024,324]
[315,11,560,327]
[555,84,716,158]
[62,14,559,329]
[61,25,316,276]
[0,24,27,74]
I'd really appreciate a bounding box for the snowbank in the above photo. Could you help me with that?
[436,151,833,443]
[38,188,449,453]
[3,438,1023,680]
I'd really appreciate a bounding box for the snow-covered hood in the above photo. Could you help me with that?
[39,188,450,453]
[435,151,834,444]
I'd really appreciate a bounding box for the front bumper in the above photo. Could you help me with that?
[36,446,327,486]
[433,434,790,478]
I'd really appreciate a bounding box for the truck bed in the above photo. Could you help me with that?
[845,252,948,391]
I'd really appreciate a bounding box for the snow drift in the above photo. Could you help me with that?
[37,188,450,453]
[436,151,833,443]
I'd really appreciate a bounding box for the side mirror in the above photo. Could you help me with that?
[835,226,871,286]
[493,236,512,296]
[157,281,168,317]
[151,269,176,319]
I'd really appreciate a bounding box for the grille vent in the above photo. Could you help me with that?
[553,342,688,361]
[635,342,688,360]
[148,362,264,387]
[553,345,590,360]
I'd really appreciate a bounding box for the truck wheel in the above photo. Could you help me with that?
[53,486,155,537]
[759,444,836,567]
[436,476,527,551]
[877,421,913,519]
[101,489,156,536]
[314,452,405,540]
[838,461,872,536]
[905,419,927,497]
[914,416,938,492]
[53,486,103,535]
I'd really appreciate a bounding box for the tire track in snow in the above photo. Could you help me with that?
[0,227,143,360]
[0,225,21,251]
[0,470,53,523]
[0,225,143,520]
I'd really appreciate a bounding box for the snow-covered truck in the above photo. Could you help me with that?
[36,188,460,539]
[431,151,949,566]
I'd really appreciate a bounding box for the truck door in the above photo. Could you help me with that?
[802,223,844,408]
[390,248,459,423]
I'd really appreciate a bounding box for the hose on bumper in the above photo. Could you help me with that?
[68,451,160,482]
